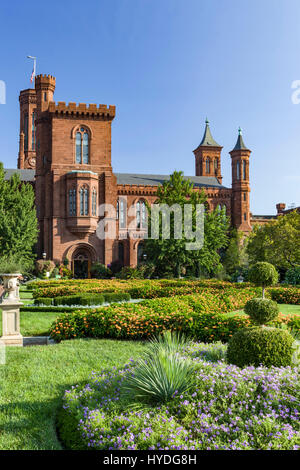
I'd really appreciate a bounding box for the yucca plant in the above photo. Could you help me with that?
[122,331,196,404]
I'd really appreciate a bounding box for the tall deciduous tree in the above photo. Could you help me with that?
[145,171,229,277]
[0,162,38,270]
[246,211,300,271]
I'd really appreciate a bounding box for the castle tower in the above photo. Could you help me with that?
[230,128,252,232]
[34,75,56,175]
[193,119,223,183]
[35,74,56,113]
[18,88,37,169]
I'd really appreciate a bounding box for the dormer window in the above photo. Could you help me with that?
[76,127,89,164]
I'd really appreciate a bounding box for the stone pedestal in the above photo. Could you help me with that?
[1,301,23,346]
[0,273,23,346]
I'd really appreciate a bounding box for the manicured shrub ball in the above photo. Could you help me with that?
[227,327,295,368]
[244,298,279,325]
[248,262,279,287]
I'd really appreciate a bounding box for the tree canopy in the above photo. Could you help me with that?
[144,171,229,277]
[246,211,300,272]
[0,163,38,270]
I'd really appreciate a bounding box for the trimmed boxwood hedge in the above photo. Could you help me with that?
[227,327,296,367]
[53,294,105,306]
[244,298,279,325]
[34,292,131,307]
[34,297,53,306]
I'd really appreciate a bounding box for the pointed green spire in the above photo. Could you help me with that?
[196,119,222,148]
[232,127,249,151]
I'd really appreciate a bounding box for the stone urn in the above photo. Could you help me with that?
[0,273,23,346]
[0,273,21,303]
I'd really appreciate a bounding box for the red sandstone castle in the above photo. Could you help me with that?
[9,74,254,277]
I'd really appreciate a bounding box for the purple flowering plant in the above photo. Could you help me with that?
[58,341,299,450]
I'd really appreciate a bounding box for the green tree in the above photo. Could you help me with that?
[246,212,300,271]
[222,228,245,275]
[145,171,229,277]
[0,162,38,271]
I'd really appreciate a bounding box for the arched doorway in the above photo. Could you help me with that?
[137,241,146,266]
[118,241,124,267]
[72,248,91,279]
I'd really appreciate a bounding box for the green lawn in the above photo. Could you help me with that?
[0,338,146,450]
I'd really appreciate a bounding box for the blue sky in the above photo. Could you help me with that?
[0,0,300,214]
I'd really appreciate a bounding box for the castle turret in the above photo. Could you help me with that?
[18,88,37,169]
[193,119,223,183]
[230,127,251,232]
[35,74,56,113]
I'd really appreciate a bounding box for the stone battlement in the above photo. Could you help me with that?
[48,101,116,117]
[35,74,56,85]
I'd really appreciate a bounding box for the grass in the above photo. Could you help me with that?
[0,338,146,450]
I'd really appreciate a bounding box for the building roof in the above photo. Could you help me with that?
[194,119,222,149]
[115,173,226,188]
[4,169,35,182]
[231,128,249,151]
[3,168,226,189]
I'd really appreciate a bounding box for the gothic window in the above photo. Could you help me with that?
[118,198,126,228]
[206,157,211,174]
[136,200,147,229]
[243,160,247,180]
[236,161,240,180]
[92,189,97,216]
[243,192,247,202]
[24,113,28,151]
[214,158,218,172]
[76,127,89,164]
[69,188,76,216]
[79,186,89,216]
[32,112,36,151]
[244,213,247,221]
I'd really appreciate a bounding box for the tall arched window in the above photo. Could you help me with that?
[92,189,97,216]
[118,198,126,228]
[214,158,218,172]
[236,161,240,180]
[136,200,147,229]
[206,157,211,174]
[24,113,28,151]
[79,187,89,215]
[32,112,36,151]
[69,188,76,216]
[243,160,247,180]
[76,127,89,164]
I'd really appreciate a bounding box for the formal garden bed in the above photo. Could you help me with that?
[0,274,299,450]
[58,336,300,450]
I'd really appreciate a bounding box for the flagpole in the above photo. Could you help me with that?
[27,55,37,86]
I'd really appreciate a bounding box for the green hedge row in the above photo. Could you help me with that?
[34,292,131,307]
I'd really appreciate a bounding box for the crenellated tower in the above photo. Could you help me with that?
[18,88,37,169]
[193,119,223,183]
[230,127,251,232]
